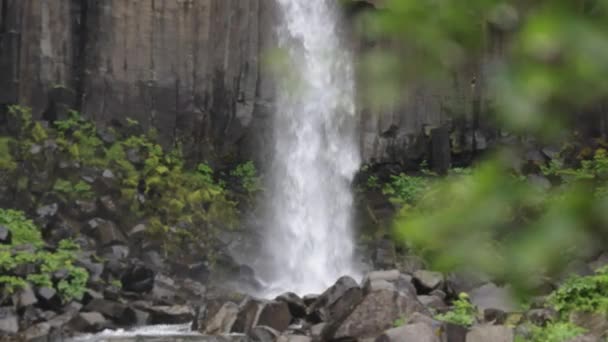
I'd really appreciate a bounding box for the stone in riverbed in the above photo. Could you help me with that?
[251,325,280,342]
[84,299,136,325]
[231,297,264,334]
[36,287,62,311]
[146,305,194,325]
[68,312,109,333]
[121,264,156,292]
[276,292,307,319]
[205,302,239,335]
[256,301,293,333]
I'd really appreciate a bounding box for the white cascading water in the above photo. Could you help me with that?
[262,0,361,296]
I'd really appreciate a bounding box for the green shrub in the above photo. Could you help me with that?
[548,266,608,316]
[231,161,262,194]
[0,209,43,246]
[527,322,586,342]
[382,173,431,205]
[435,293,476,327]
[53,179,94,200]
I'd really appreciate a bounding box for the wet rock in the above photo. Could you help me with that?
[231,298,264,334]
[376,322,441,342]
[311,322,326,340]
[133,308,150,326]
[204,302,239,335]
[0,307,19,335]
[36,287,62,311]
[68,312,109,333]
[307,276,363,324]
[466,325,514,342]
[277,292,307,319]
[0,225,11,244]
[86,218,126,246]
[84,299,136,325]
[332,286,427,340]
[413,270,444,293]
[152,274,179,301]
[146,305,194,324]
[444,323,468,342]
[251,325,280,342]
[277,335,311,342]
[257,301,293,333]
[469,283,517,314]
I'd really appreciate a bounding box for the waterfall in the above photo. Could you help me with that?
[262,0,361,296]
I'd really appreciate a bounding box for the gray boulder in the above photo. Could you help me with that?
[0,307,19,335]
[466,325,514,342]
[413,270,444,293]
[84,298,136,325]
[205,302,239,335]
[146,305,194,324]
[332,285,428,339]
[376,322,441,342]
[257,300,293,333]
[0,225,11,244]
[13,283,38,309]
[86,218,126,246]
[68,312,109,333]
[307,276,363,324]
[469,283,517,315]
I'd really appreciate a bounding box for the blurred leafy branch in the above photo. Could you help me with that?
[357,0,608,295]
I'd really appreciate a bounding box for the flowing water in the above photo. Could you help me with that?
[261,0,361,296]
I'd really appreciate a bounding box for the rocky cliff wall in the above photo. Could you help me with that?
[1,0,496,167]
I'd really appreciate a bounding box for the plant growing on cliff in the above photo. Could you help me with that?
[527,322,587,342]
[435,293,476,327]
[548,266,608,316]
[382,173,431,206]
[231,161,262,195]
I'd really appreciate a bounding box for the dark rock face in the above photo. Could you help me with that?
[68,312,109,333]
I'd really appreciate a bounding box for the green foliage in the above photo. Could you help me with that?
[527,322,587,342]
[53,179,94,200]
[383,173,431,205]
[435,293,476,327]
[366,175,380,190]
[231,161,262,194]
[0,276,26,294]
[0,209,88,303]
[0,208,43,246]
[548,267,608,316]
[393,315,407,328]
[0,137,16,172]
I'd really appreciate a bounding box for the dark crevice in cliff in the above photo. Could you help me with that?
[1,0,8,33]
[73,0,89,111]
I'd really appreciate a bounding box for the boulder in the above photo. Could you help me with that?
[151,274,179,301]
[413,270,444,293]
[257,301,293,333]
[376,322,441,342]
[569,311,608,339]
[86,218,126,246]
[277,292,307,318]
[277,335,312,342]
[68,312,109,333]
[332,286,427,340]
[84,299,136,325]
[204,302,239,335]
[73,199,98,219]
[231,298,265,334]
[21,322,51,342]
[36,203,58,220]
[146,305,194,324]
[251,325,280,342]
[418,295,448,312]
[82,289,104,305]
[36,287,62,311]
[307,276,363,324]
[469,283,517,315]
[0,225,11,244]
[13,283,38,309]
[102,245,130,260]
[363,270,417,296]
[466,325,514,342]
[0,307,19,335]
[99,195,118,217]
[121,264,156,292]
